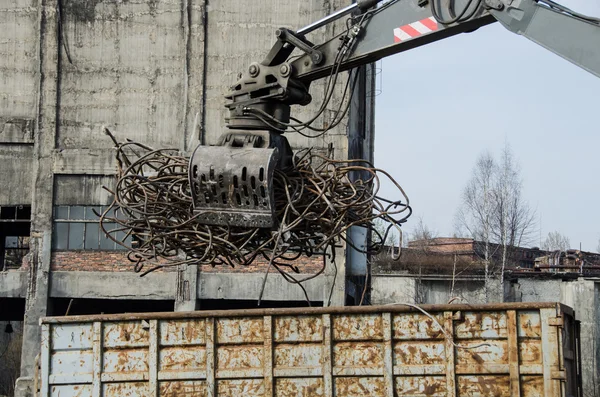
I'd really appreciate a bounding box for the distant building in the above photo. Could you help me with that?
[375,237,600,276]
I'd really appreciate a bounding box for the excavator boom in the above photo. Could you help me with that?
[190,0,600,229]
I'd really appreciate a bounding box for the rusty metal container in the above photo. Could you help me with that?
[39,302,580,396]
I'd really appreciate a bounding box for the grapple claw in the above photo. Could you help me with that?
[189,132,280,228]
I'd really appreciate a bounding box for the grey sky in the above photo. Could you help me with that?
[374,0,600,251]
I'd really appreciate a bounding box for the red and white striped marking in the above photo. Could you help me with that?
[393,17,438,43]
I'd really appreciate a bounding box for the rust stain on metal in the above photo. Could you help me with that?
[217,345,263,370]
[457,375,511,397]
[518,312,542,338]
[104,381,151,396]
[396,376,446,396]
[393,313,444,340]
[217,317,263,344]
[394,342,445,366]
[455,312,507,339]
[274,315,322,342]
[333,315,383,341]
[456,340,508,368]
[520,376,544,396]
[275,378,324,396]
[159,347,206,371]
[159,380,206,396]
[335,377,384,396]
[103,321,149,347]
[103,349,149,373]
[160,319,206,345]
[519,339,542,364]
[217,379,264,396]
[334,342,383,368]
[274,343,322,369]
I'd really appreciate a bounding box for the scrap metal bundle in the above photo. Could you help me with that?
[99,133,411,278]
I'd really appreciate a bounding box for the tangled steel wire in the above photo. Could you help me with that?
[99,129,411,285]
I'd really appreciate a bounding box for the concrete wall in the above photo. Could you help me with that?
[0,0,38,127]
[0,0,38,205]
[0,271,28,298]
[371,275,502,305]
[58,0,189,151]
[370,275,417,305]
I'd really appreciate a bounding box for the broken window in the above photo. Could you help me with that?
[52,206,130,250]
[0,206,31,270]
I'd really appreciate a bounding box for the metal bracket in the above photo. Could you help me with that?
[551,370,566,380]
[484,0,504,10]
[275,28,324,66]
[548,317,564,327]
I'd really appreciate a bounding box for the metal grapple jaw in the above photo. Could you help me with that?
[189,131,291,229]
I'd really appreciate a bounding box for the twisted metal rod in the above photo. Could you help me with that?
[99,134,411,284]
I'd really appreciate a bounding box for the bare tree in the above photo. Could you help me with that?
[455,151,497,302]
[409,216,437,243]
[455,144,536,301]
[542,231,571,251]
[493,145,536,292]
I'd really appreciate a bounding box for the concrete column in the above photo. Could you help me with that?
[16,1,58,395]
[560,279,598,396]
[174,264,200,311]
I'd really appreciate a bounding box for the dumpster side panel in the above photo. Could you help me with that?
[40,303,578,396]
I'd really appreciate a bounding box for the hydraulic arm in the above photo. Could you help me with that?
[189,0,600,228]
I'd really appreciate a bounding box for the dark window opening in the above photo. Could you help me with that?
[50,298,175,316]
[0,205,31,270]
[199,300,321,310]
[52,205,131,251]
[0,298,25,321]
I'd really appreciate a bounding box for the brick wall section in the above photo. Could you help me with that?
[201,256,325,274]
[50,251,325,274]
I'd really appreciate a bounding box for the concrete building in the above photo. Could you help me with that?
[0,1,374,395]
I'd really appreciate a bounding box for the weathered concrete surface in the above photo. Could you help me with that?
[0,118,34,143]
[53,175,116,205]
[198,272,323,302]
[57,0,190,150]
[0,271,28,298]
[513,278,563,302]
[174,264,199,311]
[41,270,325,303]
[53,149,116,175]
[0,146,33,205]
[561,279,598,395]
[49,270,176,300]
[421,278,497,304]
[0,0,39,123]
[371,275,503,305]
[19,1,58,392]
[371,275,417,305]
